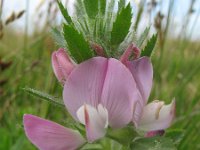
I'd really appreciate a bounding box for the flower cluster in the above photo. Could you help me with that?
[23,45,175,150]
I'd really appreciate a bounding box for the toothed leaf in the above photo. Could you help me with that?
[141,34,157,57]
[63,24,93,63]
[84,0,99,19]
[111,3,132,46]
[57,0,73,24]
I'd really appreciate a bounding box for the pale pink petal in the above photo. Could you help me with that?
[127,57,153,103]
[138,99,176,131]
[52,48,75,84]
[101,58,141,128]
[23,114,85,150]
[76,104,108,142]
[63,57,108,119]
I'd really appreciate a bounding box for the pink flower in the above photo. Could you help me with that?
[52,48,75,84]
[24,46,175,149]
[63,57,140,142]
[24,57,140,149]
[120,44,176,134]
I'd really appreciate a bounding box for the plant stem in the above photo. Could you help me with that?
[77,142,87,150]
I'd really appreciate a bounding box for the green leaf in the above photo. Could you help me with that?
[136,26,150,48]
[23,87,65,107]
[106,126,137,146]
[118,0,126,12]
[99,0,106,15]
[111,3,132,46]
[141,34,157,57]
[165,129,185,146]
[80,143,103,150]
[63,24,94,63]
[84,0,99,19]
[57,0,73,24]
[50,28,66,48]
[130,137,177,150]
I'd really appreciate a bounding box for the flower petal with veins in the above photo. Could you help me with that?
[64,57,140,129]
[23,114,85,150]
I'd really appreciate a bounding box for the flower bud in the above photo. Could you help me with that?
[52,48,75,84]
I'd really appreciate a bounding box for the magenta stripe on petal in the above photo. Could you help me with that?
[23,114,85,150]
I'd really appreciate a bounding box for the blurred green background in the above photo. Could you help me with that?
[0,0,200,149]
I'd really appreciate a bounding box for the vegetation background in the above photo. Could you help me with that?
[0,0,200,149]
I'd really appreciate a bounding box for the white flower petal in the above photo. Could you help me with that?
[76,104,108,142]
[138,99,175,131]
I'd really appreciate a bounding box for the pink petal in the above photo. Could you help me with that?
[63,57,140,128]
[52,48,75,84]
[138,99,176,131]
[63,57,108,119]
[101,58,141,128]
[76,104,108,142]
[23,114,85,150]
[127,57,153,103]
[126,57,153,125]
